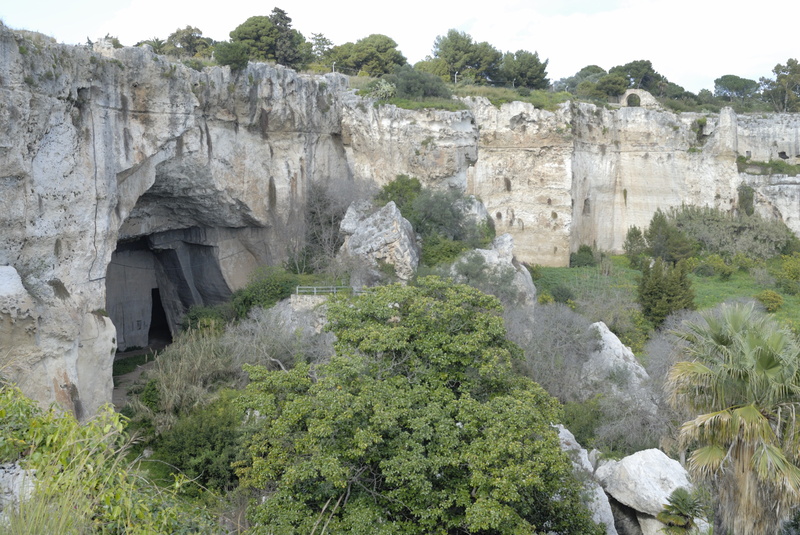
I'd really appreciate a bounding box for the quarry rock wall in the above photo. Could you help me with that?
[2,24,799,415]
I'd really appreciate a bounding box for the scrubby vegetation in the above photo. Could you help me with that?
[8,194,800,532]
[375,174,495,267]
[0,382,215,533]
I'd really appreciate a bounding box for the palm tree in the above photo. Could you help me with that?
[666,302,800,535]
[656,487,703,534]
[138,37,165,55]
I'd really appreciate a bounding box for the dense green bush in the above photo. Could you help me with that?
[377,175,494,267]
[375,174,422,212]
[563,395,604,448]
[738,184,755,216]
[776,253,800,295]
[668,204,799,259]
[214,41,249,71]
[236,278,603,534]
[755,289,784,312]
[181,303,233,332]
[231,266,297,318]
[698,254,735,280]
[646,209,697,264]
[382,64,452,99]
[0,384,214,532]
[156,391,245,493]
[570,244,597,267]
[551,284,576,304]
[624,225,648,268]
[420,232,468,266]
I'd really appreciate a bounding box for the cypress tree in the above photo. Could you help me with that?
[638,258,695,325]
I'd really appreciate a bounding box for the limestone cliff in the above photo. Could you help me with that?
[0,27,350,414]
[2,24,800,416]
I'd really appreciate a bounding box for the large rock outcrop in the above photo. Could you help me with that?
[581,322,658,413]
[0,28,350,414]
[3,24,800,415]
[339,200,420,283]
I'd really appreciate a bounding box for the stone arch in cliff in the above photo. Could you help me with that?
[618,89,661,109]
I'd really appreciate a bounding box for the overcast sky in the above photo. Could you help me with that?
[2,0,798,94]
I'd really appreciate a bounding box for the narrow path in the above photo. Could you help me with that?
[112,339,168,409]
[112,358,155,409]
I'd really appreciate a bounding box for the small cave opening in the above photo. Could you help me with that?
[148,288,172,347]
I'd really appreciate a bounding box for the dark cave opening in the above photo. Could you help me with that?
[148,288,172,347]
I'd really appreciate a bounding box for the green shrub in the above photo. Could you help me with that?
[700,254,735,280]
[139,379,161,412]
[0,384,214,532]
[156,391,244,493]
[551,284,576,304]
[231,266,297,318]
[738,184,755,216]
[421,233,467,266]
[732,252,759,272]
[646,209,697,264]
[130,329,234,433]
[776,253,800,295]
[181,304,232,332]
[214,41,249,71]
[382,65,451,99]
[563,395,604,448]
[375,174,422,212]
[668,204,797,259]
[755,289,784,312]
[570,244,597,267]
[368,78,396,99]
[623,226,648,269]
[537,292,555,305]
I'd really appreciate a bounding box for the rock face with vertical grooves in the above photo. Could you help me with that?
[2,24,800,416]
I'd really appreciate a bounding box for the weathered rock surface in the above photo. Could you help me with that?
[0,463,34,524]
[339,201,419,283]
[3,23,800,415]
[595,449,691,517]
[451,233,537,306]
[557,426,618,535]
[466,98,576,266]
[340,95,478,190]
[581,322,658,413]
[0,26,349,412]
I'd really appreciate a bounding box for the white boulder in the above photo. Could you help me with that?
[595,449,691,517]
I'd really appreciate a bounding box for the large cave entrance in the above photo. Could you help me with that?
[105,230,236,351]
